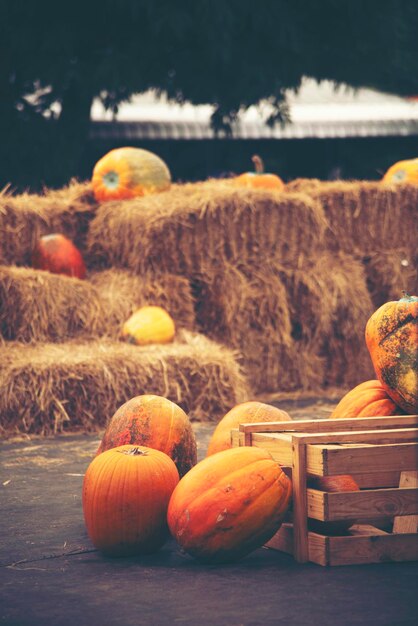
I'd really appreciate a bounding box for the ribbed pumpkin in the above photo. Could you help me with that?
[167,446,292,563]
[83,445,179,556]
[233,155,285,191]
[31,233,86,279]
[330,380,404,419]
[97,394,197,477]
[92,147,171,202]
[122,306,175,345]
[365,294,418,414]
[307,474,360,535]
[382,158,418,185]
[206,401,291,456]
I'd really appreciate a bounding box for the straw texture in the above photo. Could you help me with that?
[0,330,249,436]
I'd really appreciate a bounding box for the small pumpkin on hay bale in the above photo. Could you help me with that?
[91,268,196,338]
[0,330,249,437]
[0,266,196,343]
[0,180,96,267]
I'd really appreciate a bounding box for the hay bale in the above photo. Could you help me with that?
[86,180,327,274]
[0,266,196,343]
[285,178,324,193]
[192,262,327,393]
[192,261,299,393]
[0,180,97,267]
[90,269,196,337]
[308,180,418,256]
[0,330,249,436]
[193,253,375,394]
[0,265,105,342]
[362,249,418,307]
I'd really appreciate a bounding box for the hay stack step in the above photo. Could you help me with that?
[0,181,97,266]
[0,331,249,437]
[0,266,196,343]
[86,180,328,273]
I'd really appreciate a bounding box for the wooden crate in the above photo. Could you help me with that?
[232,415,418,566]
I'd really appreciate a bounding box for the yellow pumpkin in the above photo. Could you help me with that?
[92,147,171,202]
[122,306,175,345]
[381,158,418,185]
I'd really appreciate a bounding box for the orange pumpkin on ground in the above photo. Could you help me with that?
[381,158,418,185]
[330,379,404,419]
[122,305,175,345]
[233,155,285,190]
[167,446,292,563]
[365,294,418,414]
[83,445,179,556]
[92,147,171,202]
[206,401,291,456]
[307,474,360,535]
[97,395,197,477]
[31,233,86,279]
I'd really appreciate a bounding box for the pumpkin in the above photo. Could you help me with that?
[97,394,197,477]
[31,233,86,279]
[83,445,179,556]
[122,305,175,346]
[307,474,360,535]
[92,147,171,202]
[330,379,404,419]
[167,446,292,563]
[382,158,418,185]
[206,401,291,456]
[233,155,285,190]
[365,294,418,413]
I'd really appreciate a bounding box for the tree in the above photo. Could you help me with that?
[1,0,417,189]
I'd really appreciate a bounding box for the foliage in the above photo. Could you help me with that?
[1,0,418,188]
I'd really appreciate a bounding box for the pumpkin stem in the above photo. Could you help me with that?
[251,155,264,174]
[119,446,148,456]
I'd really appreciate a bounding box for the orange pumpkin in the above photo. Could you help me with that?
[167,446,292,563]
[233,155,285,190]
[122,305,175,345]
[307,474,360,535]
[330,380,404,419]
[83,445,179,556]
[381,158,418,185]
[365,294,418,414]
[92,147,171,202]
[206,401,291,456]
[97,394,197,477]
[31,233,86,279]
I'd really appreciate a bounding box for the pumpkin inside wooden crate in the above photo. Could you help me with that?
[232,415,418,566]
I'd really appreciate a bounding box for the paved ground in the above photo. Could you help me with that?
[1,398,417,626]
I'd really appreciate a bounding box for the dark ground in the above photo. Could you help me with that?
[1,398,417,626]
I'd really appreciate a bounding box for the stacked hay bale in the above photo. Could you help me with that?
[0,331,247,436]
[0,182,250,436]
[298,180,418,306]
[86,179,386,393]
[0,180,96,266]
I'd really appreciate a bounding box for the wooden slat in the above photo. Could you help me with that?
[353,471,401,489]
[265,523,293,554]
[307,487,418,521]
[292,428,418,445]
[306,442,418,476]
[239,415,418,436]
[326,532,418,566]
[393,471,418,534]
[292,440,309,563]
